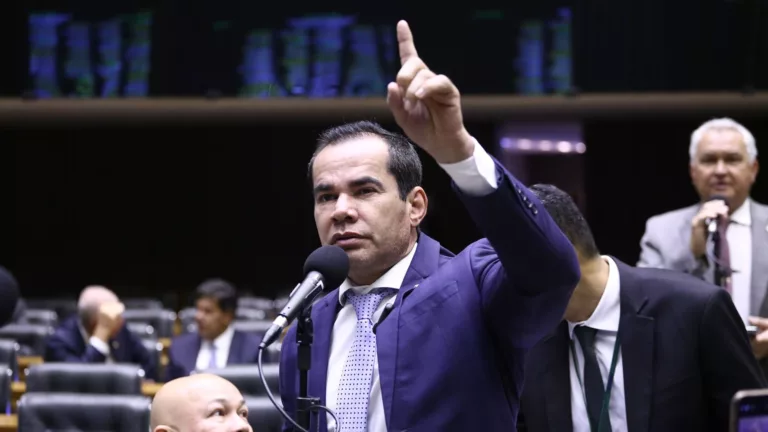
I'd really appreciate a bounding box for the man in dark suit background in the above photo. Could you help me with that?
[165,279,260,381]
[519,184,766,432]
[45,285,156,379]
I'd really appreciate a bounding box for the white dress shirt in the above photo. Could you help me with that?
[325,140,499,432]
[567,256,627,432]
[195,324,235,371]
[725,199,752,322]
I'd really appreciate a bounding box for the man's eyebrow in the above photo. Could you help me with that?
[313,176,384,196]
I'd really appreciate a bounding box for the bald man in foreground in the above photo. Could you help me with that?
[44,285,156,378]
[151,374,252,432]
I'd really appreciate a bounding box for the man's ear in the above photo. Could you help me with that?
[153,425,173,432]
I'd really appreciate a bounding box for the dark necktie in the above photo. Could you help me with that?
[717,220,732,294]
[574,326,612,432]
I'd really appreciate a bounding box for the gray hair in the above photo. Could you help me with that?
[689,117,757,163]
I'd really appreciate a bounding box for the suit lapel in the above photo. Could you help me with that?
[227,331,243,365]
[308,292,338,432]
[183,335,202,373]
[749,202,768,316]
[377,234,446,428]
[543,322,573,432]
[615,259,654,432]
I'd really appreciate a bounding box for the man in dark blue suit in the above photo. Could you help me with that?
[518,184,766,432]
[278,21,580,432]
[166,279,261,381]
[45,285,156,379]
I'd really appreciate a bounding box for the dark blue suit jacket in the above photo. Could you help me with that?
[165,330,261,381]
[45,316,157,380]
[518,258,767,432]
[279,158,581,431]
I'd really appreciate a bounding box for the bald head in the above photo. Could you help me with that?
[77,285,120,330]
[151,374,251,432]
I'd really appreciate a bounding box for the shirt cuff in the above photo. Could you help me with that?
[437,138,498,196]
[89,336,110,356]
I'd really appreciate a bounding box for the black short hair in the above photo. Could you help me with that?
[529,184,600,259]
[195,278,238,314]
[307,120,422,200]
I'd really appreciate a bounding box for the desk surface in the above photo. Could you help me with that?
[12,381,162,397]
[0,415,16,432]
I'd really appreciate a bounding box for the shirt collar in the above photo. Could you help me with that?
[730,198,752,226]
[207,323,235,349]
[338,242,418,305]
[567,256,621,339]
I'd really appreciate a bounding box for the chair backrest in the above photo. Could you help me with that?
[26,363,144,395]
[24,299,77,320]
[238,296,275,311]
[122,298,164,310]
[18,393,151,432]
[201,364,279,396]
[0,324,53,356]
[0,339,19,380]
[121,309,177,338]
[245,397,284,432]
[232,320,272,339]
[236,307,267,321]
[126,322,158,339]
[140,339,163,381]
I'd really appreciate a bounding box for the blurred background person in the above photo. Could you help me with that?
[165,279,260,381]
[521,184,765,432]
[44,285,156,378]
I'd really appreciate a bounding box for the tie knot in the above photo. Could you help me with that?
[574,325,597,349]
[344,288,396,321]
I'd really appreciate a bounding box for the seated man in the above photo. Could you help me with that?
[44,285,156,379]
[166,279,260,381]
[519,184,765,432]
[150,373,252,432]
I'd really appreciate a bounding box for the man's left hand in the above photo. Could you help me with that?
[386,20,473,165]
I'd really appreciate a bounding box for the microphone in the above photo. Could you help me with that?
[259,245,349,349]
[705,195,729,234]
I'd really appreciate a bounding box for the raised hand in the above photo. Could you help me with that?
[386,20,474,164]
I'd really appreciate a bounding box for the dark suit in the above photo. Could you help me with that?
[45,316,156,380]
[279,158,581,431]
[519,258,766,432]
[165,330,261,381]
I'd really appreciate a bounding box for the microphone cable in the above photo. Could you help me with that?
[258,345,339,432]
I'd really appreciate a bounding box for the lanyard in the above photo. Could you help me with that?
[569,331,621,432]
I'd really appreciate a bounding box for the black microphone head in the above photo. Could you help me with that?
[303,245,349,291]
[0,267,20,327]
[709,195,729,205]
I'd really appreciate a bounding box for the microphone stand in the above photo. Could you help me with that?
[296,305,319,432]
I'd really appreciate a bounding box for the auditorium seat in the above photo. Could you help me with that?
[24,299,77,320]
[26,363,144,395]
[0,324,52,356]
[18,393,151,432]
[0,339,19,380]
[127,322,158,340]
[202,364,279,396]
[239,296,275,311]
[245,396,284,432]
[237,307,267,321]
[232,320,272,339]
[20,309,58,327]
[122,298,164,310]
[121,309,176,338]
[0,367,10,415]
[140,339,163,381]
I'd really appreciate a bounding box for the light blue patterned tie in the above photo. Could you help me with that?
[207,343,218,369]
[336,288,395,432]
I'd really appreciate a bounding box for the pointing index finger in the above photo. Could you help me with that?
[397,20,418,66]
